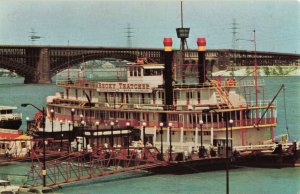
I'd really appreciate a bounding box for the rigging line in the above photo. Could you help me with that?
[283,86,290,137]
[255,84,285,128]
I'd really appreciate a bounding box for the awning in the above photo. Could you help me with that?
[15,135,32,140]
[143,65,164,69]
[85,130,131,136]
[214,137,233,140]
[0,133,21,139]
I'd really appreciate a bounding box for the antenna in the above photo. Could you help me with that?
[67,40,70,80]
[230,18,239,49]
[229,18,239,77]
[176,1,190,84]
[124,23,134,48]
[176,1,190,51]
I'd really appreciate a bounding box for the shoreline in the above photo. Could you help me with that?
[212,66,300,77]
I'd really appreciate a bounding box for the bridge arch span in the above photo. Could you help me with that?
[1,45,299,84]
[0,57,37,83]
[50,52,138,77]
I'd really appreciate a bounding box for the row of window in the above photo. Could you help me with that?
[128,67,163,77]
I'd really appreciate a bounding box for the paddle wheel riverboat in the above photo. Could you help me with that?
[31,38,278,161]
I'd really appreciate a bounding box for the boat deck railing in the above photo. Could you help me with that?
[56,78,265,89]
[0,113,22,121]
[233,142,293,152]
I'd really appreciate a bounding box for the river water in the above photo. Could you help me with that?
[0,76,299,194]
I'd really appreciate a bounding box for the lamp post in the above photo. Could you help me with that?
[142,122,147,159]
[71,108,75,130]
[168,122,173,162]
[159,122,164,160]
[21,103,46,187]
[142,122,146,148]
[224,113,229,194]
[110,121,114,147]
[50,109,54,133]
[229,119,233,151]
[71,108,75,151]
[116,120,122,146]
[68,120,71,153]
[60,120,63,151]
[126,122,130,156]
[199,120,204,158]
[95,121,99,147]
[203,108,230,194]
[81,120,85,150]
[26,117,30,133]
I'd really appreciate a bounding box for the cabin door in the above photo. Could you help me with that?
[145,135,154,144]
[179,114,184,128]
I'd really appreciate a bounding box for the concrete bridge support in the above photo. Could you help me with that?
[36,48,51,84]
[24,48,52,84]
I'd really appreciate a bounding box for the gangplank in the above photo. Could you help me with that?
[0,138,69,163]
[25,146,167,187]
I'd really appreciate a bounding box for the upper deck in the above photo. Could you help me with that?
[0,106,17,111]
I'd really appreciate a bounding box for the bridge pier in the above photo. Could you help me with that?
[23,48,52,84]
[36,48,51,84]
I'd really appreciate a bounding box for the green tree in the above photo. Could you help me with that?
[272,68,277,75]
[245,66,251,76]
[277,66,284,75]
[263,66,270,76]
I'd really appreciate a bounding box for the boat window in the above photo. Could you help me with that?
[125,112,130,120]
[197,91,201,103]
[119,112,125,118]
[129,67,133,77]
[133,67,138,76]
[174,91,180,100]
[141,93,145,104]
[1,110,12,114]
[186,91,193,99]
[168,114,178,121]
[133,112,139,120]
[125,93,129,103]
[144,69,162,76]
[66,88,69,99]
[0,182,10,186]
[203,131,211,136]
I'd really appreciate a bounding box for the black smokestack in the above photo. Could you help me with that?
[197,38,207,84]
[163,38,174,106]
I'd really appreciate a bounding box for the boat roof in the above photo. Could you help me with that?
[0,180,10,183]
[126,62,164,69]
[0,106,17,111]
[143,64,164,69]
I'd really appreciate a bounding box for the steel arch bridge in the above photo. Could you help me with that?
[0,45,299,83]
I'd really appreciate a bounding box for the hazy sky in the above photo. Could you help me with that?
[0,0,299,53]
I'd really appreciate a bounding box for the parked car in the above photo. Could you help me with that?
[0,180,20,194]
[17,186,59,194]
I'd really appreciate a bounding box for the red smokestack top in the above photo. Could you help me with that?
[197,38,206,51]
[163,38,173,52]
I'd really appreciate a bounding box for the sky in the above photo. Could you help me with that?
[0,0,299,53]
